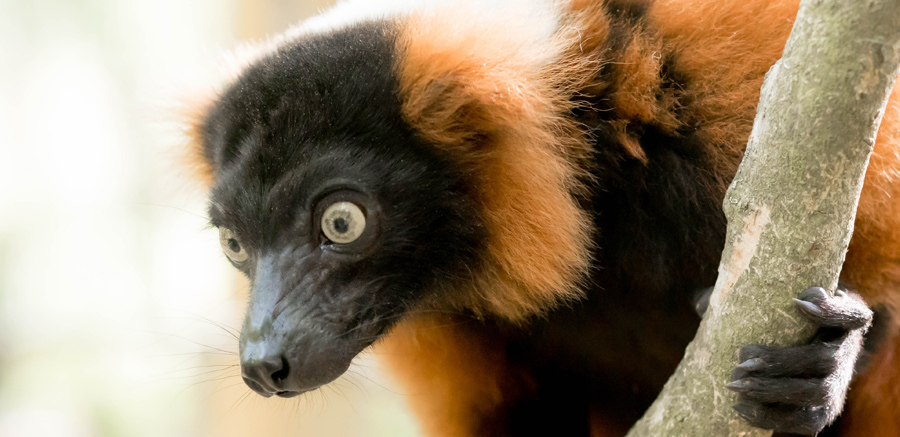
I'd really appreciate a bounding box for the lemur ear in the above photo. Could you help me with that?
[174,37,284,189]
[175,89,217,188]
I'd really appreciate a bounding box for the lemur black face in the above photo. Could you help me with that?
[201,22,484,398]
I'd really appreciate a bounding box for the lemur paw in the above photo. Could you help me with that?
[727,286,872,436]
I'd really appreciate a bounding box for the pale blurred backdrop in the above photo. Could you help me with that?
[0,0,419,436]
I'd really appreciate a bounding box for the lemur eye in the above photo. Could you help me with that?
[218,228,249,263]
[321,202,366,244]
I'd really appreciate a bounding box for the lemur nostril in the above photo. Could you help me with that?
[271,355,290,383]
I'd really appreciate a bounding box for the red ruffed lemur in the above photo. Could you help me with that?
[184,0,900,435]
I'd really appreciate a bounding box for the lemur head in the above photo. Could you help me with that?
[195,4,596,397]
[201,22,485,396]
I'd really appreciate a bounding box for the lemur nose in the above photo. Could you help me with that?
[240,352,292,397]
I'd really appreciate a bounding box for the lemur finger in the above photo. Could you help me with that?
[794,286,872,331]
[734,343,838,379]
[733,401,828,436]
[693,286,713,317]
[727,377,827,405]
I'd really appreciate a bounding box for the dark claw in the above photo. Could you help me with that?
[726,379,749,391]
[793,298,825,318]
[797,286,829,303]
[736,358,766,371]
[731,357,769,380]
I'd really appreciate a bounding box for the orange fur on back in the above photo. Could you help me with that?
[845,83,900,308]
[647,0,800,182]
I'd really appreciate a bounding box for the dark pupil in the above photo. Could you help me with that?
[333,218,349,234]
[227,238,241,253]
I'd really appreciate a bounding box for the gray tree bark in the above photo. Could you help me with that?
[626,0,900,435]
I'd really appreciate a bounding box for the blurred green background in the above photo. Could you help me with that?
[0,0,418,436]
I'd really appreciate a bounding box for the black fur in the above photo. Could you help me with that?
[603,0,652,26]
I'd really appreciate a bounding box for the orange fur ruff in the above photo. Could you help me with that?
[395,3,598,323]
